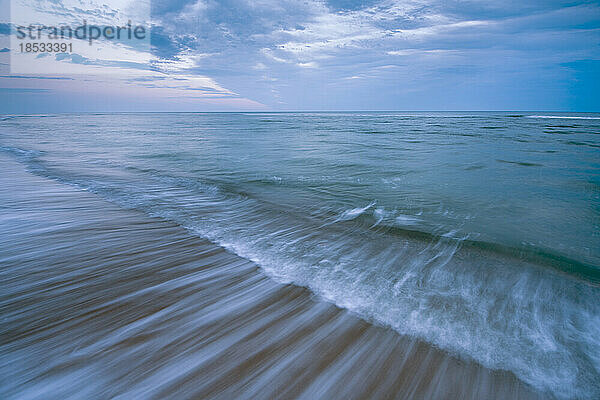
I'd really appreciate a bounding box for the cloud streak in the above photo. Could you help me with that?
[1,0,599,111]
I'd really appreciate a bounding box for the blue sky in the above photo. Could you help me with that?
[0,0,599,112]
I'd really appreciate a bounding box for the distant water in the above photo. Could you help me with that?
[1,112,599,398]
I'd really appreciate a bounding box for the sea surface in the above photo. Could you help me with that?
[1,112,599,398]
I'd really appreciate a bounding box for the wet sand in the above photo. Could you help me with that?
[0,154,543,399]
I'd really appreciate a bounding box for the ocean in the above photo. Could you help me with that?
[1,112,599,399]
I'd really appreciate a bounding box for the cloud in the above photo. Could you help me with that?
[1,0,599,111]
[0,23,10,36]
[0,88,52,93]
[0,75,74,80]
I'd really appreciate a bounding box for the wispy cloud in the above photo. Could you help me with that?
[1,0,599,111]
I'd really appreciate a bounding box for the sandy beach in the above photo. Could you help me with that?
[0,152,544,399]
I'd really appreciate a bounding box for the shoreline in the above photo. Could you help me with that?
[0,153,543,399]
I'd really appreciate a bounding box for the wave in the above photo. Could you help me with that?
[0,157,547,400]
[335,203,600,284]
[0,145,43,160]
[527,115,600,120]
[2,145,599,399]
[336,201,376,221]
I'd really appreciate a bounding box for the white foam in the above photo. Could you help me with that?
[526,115,600,120]
[394,214,421,226]
[337,201,376,221]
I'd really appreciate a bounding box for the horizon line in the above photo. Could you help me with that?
[2,110,600,115]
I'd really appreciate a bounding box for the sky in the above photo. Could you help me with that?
[0,0,599,112]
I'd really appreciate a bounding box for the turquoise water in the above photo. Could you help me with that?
[1,112,599,398]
